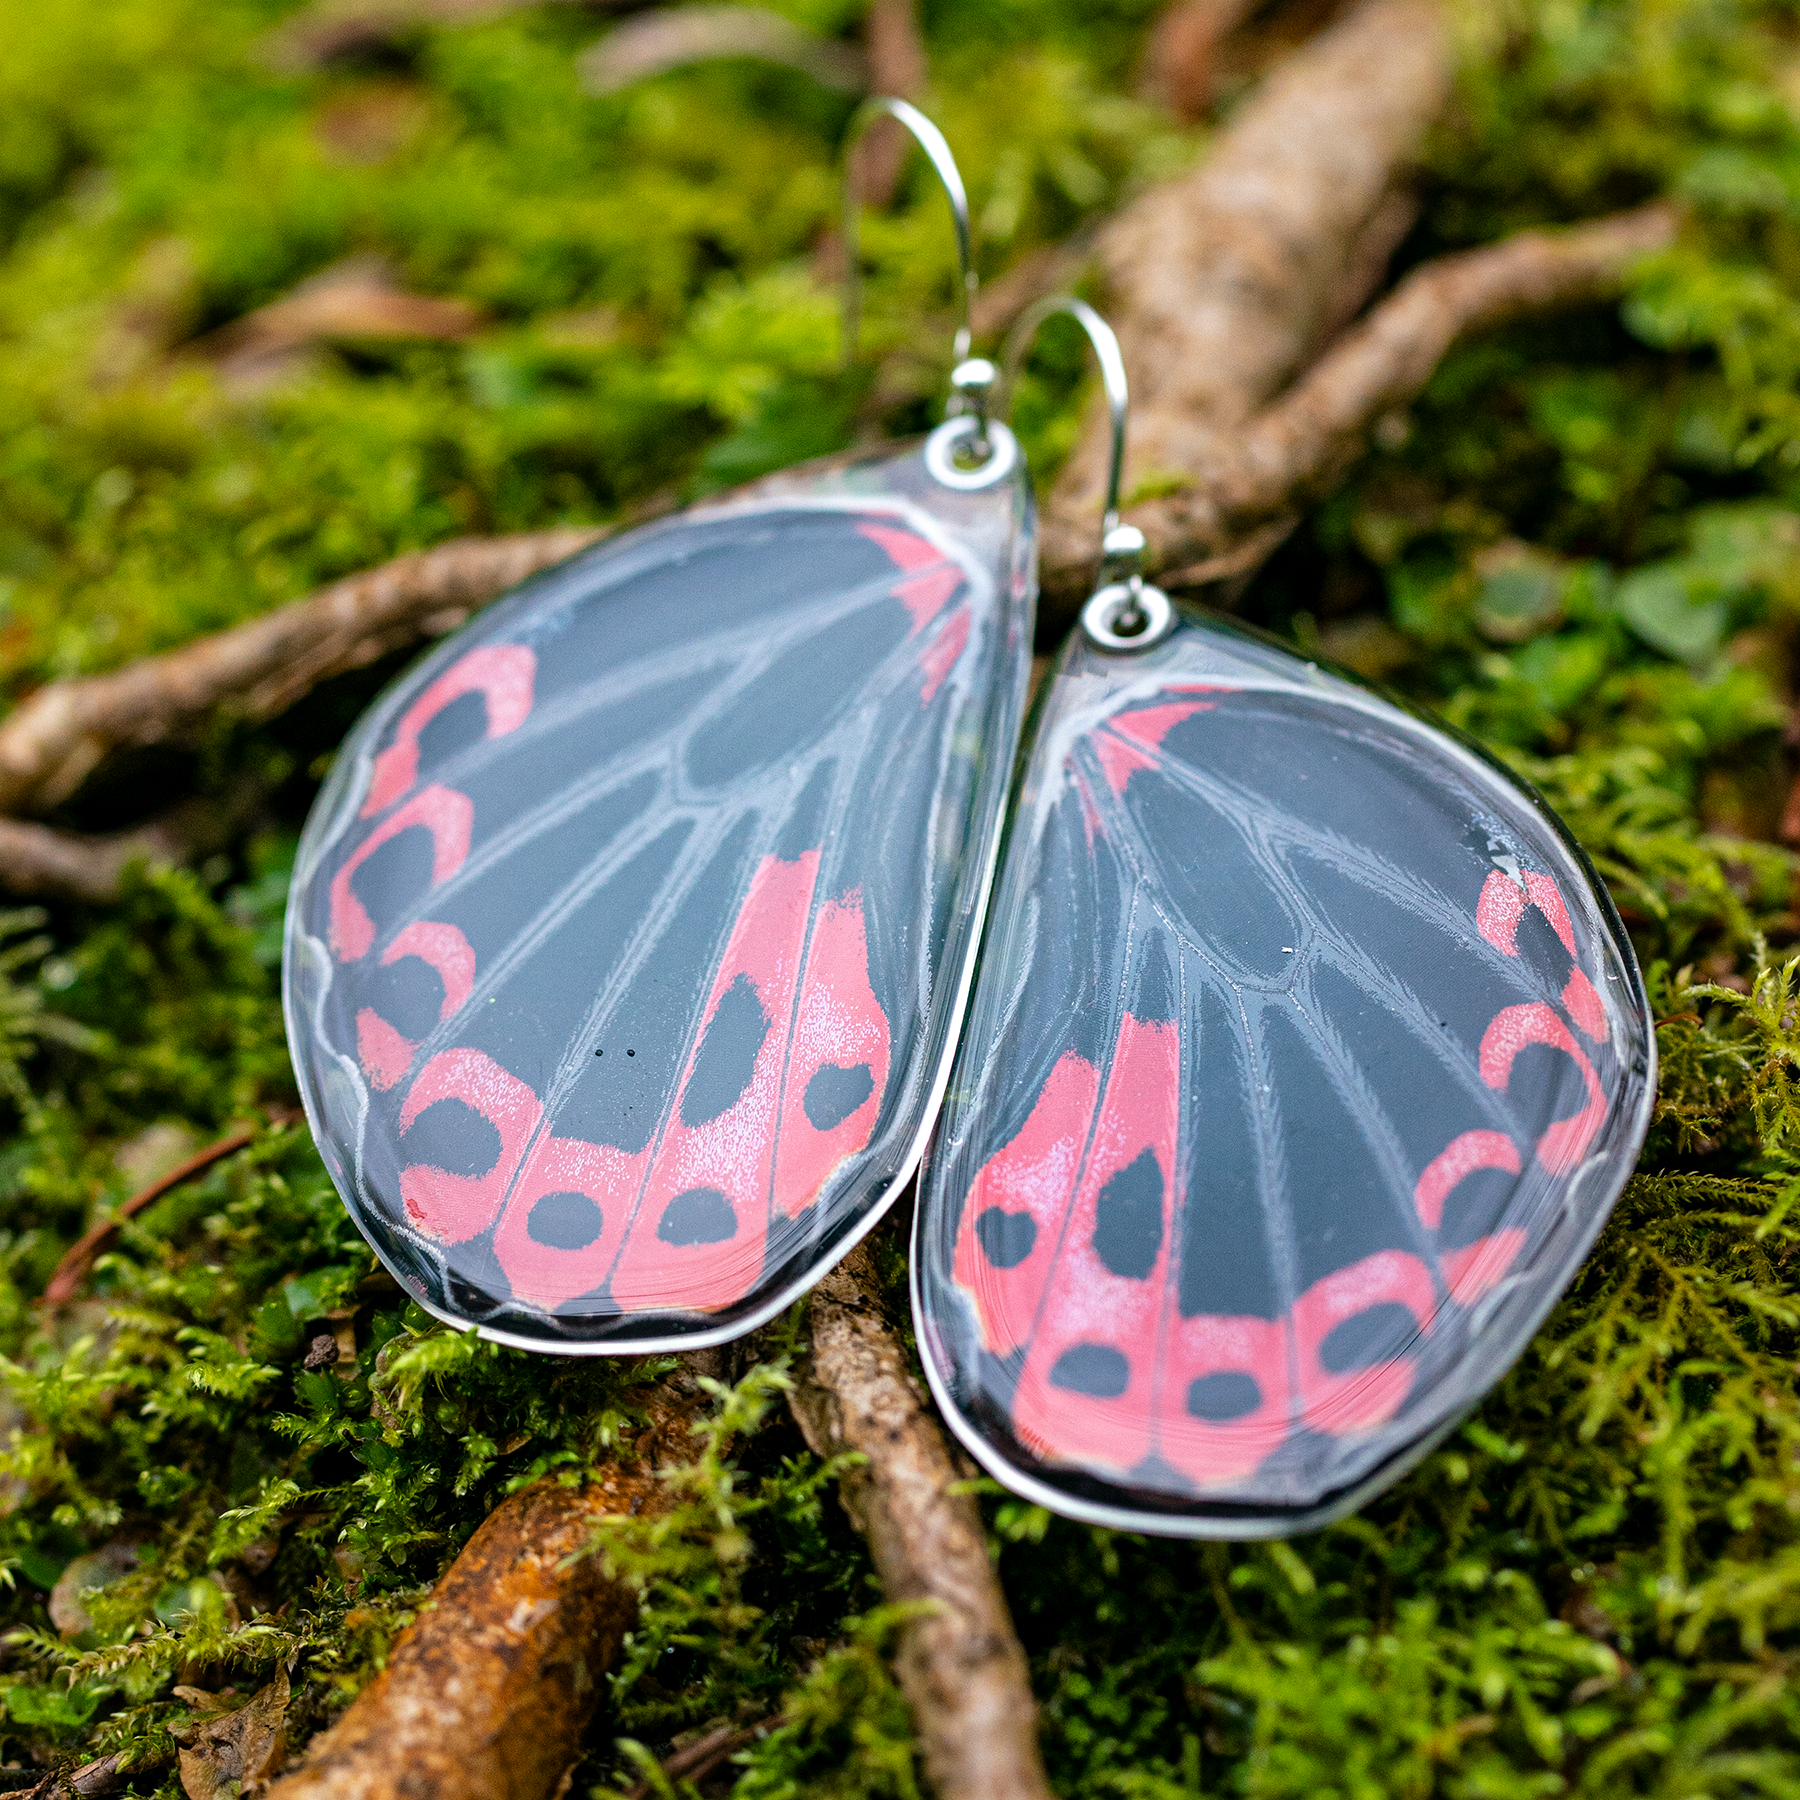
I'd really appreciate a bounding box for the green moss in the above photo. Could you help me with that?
[1,0,1799,1792]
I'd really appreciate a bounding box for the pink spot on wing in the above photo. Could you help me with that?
[1094,701,1211,796]
[356,1008,416,1092]
[1480,1002,1606,1174]
[1476,869,1608,1043]
[1291,1250,1436,1435]
[329,786,474,962]
[857,520,961,630]
[397,1048,541,1244]
[1442,1229,1528,1305]
[1413,1129,1520,1230]
[365,645,536,816]
[382,920,476,1021]
[920,608,970,704]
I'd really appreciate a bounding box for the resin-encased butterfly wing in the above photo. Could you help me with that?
[287,445,1033,1349]
[914,610,1653,1536]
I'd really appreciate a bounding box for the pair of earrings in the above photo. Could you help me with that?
[285,102,1654,1538]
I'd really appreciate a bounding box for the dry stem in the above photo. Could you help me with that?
[42,1116,298,1310]
[789,1243,1053,1800]
[1139,201,1680,588]
[581,6,870,95]
[264,1376,708,1800]
[0,530,600,821]
[1041,0,1453,599]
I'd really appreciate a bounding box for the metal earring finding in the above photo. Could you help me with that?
[996,296,1173,650]
[840,96,1014,491]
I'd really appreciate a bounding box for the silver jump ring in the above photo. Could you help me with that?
[999,296,1174,653]
[924,416,1018,490]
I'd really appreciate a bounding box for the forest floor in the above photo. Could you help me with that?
[1,0,1798,1795]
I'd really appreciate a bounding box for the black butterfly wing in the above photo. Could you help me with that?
[287,452,1034,1349]
[913,611,1653,1534]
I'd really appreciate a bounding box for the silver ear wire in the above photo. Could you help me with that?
[841,97,1013,488]
[841,97,977,370]
[998,295,1173,652]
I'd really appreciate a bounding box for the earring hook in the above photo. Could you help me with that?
[999,295,1173,652]
[840,97,986,400]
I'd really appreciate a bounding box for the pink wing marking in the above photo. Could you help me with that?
[356,1008,416,1092]
[1155,1312,1291,1490]
[364,645,536,816]
[1480,1002,1606,1174]
[1477,869,1607,1040]
[771,888,890,1220]
[1094,702,1212,797]
[493,1134,645,1311]
[856,519,961,631]
[328,785,474,961]
[354,923,478,1093]
[1291,1249,1436,1435]
[607,851,820,1314]
[952,1051,1100,1357]
[1413,1129,1520,1230]
[383,921,477,1020]
[1441,1229,1528,1305]
[397,1048,541,1243]
[1005,1015,1181,1479]
[919,607,970,705]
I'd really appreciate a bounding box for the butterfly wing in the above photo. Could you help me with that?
[287,450,1034,1349]
[913,612,1653,1535]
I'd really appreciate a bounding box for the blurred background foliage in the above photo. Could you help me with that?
[1,0,1799,1794]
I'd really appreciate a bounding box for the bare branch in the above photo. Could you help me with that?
[0,780,266,903]
[1042,0,1453,602]
[1140,202,1681,587]
[789,1243,1052,1800]
[854,0,929,208]
[1137,0,1259,121]
[581,7,869,95]
[262,0,632,73]
[195,257,486,394]
[43,1116,299,1310]
[265,1376,709,1800]
[0,531,601,820]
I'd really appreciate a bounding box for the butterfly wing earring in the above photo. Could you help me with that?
[912,299,1655,1535]
[284,100,1036,1352]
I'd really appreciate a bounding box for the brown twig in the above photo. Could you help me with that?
[620,1717,777,1800]
[42,1115,296,1310]
[856,0,929,207]
[264,1374,710,1800]
[261,0,637,72]
[788,1243,1053,1800]
[1040,27,1678,610]
[581,6,870,95]
[0,780,267,904]
[1137,0,1260,120]
[1135,201,1681,581]
[0,530,602,821]
[195,256,486,394]
[1041,0,1454,604]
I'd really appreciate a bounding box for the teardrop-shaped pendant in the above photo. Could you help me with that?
[913,315,1654,1537]
[288,442,1033,1350]
[284,102,1036,1350]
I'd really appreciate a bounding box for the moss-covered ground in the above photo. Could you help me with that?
[1,0,1799,1793]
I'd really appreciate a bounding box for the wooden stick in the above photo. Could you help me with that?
[789,1244,1053,1800]
[42,1116,297,1309]
[264,1376,709,1800]
[1134,201,1681,590]
[1039,0,1454,602]
[0,530,602,820]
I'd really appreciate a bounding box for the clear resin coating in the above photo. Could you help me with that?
[287,446,1034,1349]
[914,610,1653,1536]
